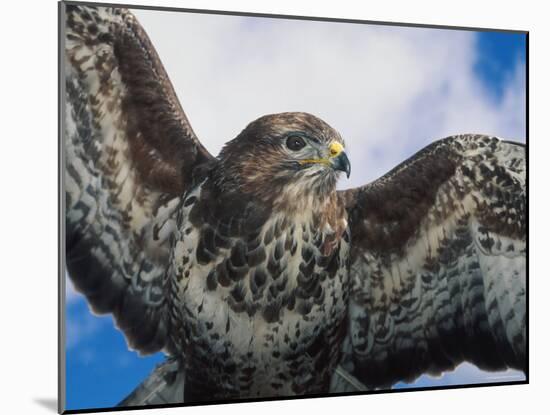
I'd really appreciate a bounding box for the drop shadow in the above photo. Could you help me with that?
[34,398,57,413]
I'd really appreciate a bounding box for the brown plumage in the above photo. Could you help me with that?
[64,4,526,408]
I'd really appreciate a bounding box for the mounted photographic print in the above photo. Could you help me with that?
[59,1,527,413]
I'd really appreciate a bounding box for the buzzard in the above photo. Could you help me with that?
[64,5,526,405]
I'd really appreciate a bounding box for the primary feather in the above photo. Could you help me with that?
[65,4,213,355]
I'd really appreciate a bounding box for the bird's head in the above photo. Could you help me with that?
[214,112,350,208]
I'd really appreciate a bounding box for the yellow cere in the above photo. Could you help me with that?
[329,142,344,158]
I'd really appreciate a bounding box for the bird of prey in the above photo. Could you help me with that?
[64,4,526,406]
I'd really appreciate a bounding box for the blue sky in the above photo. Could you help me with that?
[475,32,527,101]
[64,9,526,411]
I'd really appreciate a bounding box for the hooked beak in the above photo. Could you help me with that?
[331,151,351,178]
[329,142,351,178]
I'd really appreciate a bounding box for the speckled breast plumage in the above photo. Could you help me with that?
[166,181,351,401]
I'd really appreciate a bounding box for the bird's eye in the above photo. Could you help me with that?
[286,135,306,151]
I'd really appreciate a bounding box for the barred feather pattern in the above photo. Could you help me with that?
[338,135,526,388]
[64,5,213,355]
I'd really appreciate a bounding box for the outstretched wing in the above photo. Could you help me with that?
[64,5,215,354]
[337,135,526,388]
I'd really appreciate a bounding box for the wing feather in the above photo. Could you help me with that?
[337,135,526,388]
[64,5,215,354]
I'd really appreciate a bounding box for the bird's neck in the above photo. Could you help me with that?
[203,174,347,251]
[273,188,348,258]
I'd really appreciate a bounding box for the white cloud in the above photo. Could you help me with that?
[65,273,82,304]
[65,273,110,350]
[66,306,108,349]
[395,362,525,389]
[133,9,525,188]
